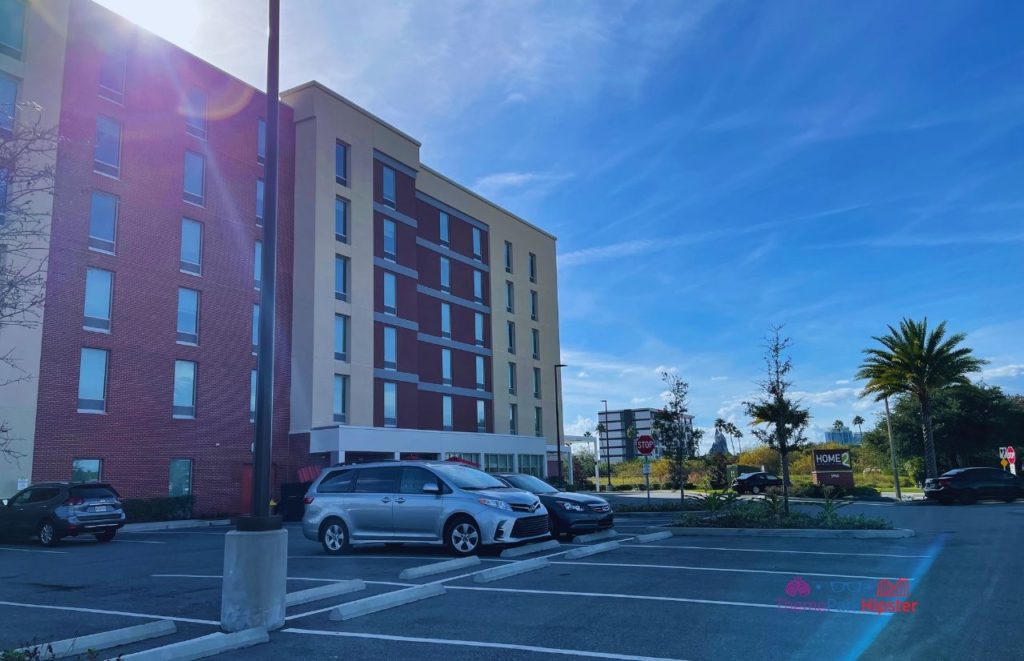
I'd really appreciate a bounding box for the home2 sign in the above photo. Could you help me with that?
[813,449,852,471]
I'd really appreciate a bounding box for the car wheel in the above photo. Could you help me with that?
[958,490,977,505]
[751,486,761,495]
[94,529,116,543]
[319,518,350,555]
[939,498,953,505]
[444,516,481,557]
[38,520,60,547]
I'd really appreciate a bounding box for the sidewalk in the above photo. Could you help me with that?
[121,518,232,533]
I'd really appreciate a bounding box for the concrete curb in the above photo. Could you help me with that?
[500,539,561,558]
[664,527,916,539]
[564,541,620,559]
[473,557,550,583]
[115,627,268,660]
[613,511,699,517]
[329,583,446,621]
[121,519,232,533]
[573,529,618,544]
[635,531,673,543]
[285,580,366,607]
[398,555,480,579]
[16,620,176,659]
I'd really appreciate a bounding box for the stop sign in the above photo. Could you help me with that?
[636,435,655,456]
[1007,446,1016,464]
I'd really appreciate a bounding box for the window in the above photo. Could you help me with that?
[78,348,108,413]
[505,281,514,313]
[335,255,348,301]
[180,219,202,274]
[507,362,517,395]
[94,116,121,177]
[83,268,112,331]
[529,252,537,283]
[475,355,485,390]
[382,165,396,207]
[472,227,482,260]
[335,196,348,242]
[256,179,264,225]
[334,314,348,361]
[509,404,518,435]
[254,240,262,289]
[440,302,451,339]
[0,167,5,224]
[319,468,355,493]
[532,328,540,359]
[532,367,542,398]
[333,374,348,423]
[474,312,485,346]
[250,370,256,422]
[400,467,438,494]
[173,360,197,418]
[530,291,538,321]
[441,348,452,385]
[0,0,26,59]
[0,72,16,134]
[440,256,450,293]
[383,218,397,260]
[383,326,397,369]
[484,453,513,473]
[72,459,102,482]
[168,459,192,496]
[507,321,516,354]
[257,119,266,165]
[251,304,259,354]
[504,241,513,273]
[534,406,543,437]
[442,395,453,431]
[335,141,348,185]
[185,87,207,139]
[176,288,199,344]
[354,466,400,493]
[183,151,205,205]
[473,270,483,302]
[383,382,397,427]
[97,46,126,103]
[439,212,449,246]
[476,400,486,432]
[383,271,397,314]
[518,454,544,478]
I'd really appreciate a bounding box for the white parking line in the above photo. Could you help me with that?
[0,600,219,625]
[618,543,928,559]
[290,554,512,563]
[283,627,688,660]
[0,546,68,554]
[550,560,909,581]
[113,539,167,545]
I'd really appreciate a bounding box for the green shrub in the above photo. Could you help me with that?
[122,496,194,523]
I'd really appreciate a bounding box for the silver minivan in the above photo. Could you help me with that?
[302,461,551,556]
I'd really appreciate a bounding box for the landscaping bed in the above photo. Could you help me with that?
[672,493,893,530]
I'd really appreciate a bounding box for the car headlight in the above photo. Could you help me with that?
[557,500,586,512]
[478,498,511,511]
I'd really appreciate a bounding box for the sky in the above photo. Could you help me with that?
[95,0,1024,450]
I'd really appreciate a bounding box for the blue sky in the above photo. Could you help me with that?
[98,0,1024,448]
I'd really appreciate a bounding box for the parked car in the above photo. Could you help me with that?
[302,461,551,556]
[731,472,786,495]
[924,468,1022,504]
[0,482,125,546]
[494,473,613,539]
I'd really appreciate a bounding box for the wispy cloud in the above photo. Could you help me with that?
[472,171,574,199]
[983,364,1024,380]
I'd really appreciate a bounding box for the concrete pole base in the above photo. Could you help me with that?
[220,528,288,632]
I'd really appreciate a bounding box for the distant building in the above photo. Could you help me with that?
[824,427,863,445]
[597,408,694,464]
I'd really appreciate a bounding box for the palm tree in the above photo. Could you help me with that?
[856,318,987,479]
[832,419,844,431]
[747,398,810,513]
[724,421,744,453]
[714,417,728,453]
[851,415,865,435]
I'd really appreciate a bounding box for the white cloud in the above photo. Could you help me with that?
[983,364,1024,379]
[711,376,729,381]
[835,379,851,385]
[471,171,574,199]
[565,415,597,437]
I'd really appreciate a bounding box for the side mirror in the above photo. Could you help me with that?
[422,482,441,495]
[0,499,7,507]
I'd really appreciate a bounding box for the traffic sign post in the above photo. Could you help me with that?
[636,435,654,503]
[1007,446,1017,475]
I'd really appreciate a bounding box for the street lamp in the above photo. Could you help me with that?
[554,363,566,488]
[601,399,611,488]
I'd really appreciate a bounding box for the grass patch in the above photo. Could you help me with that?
[672,493,893,530]
[613,500,708,513]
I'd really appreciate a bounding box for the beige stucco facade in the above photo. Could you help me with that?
[0,0,71,497]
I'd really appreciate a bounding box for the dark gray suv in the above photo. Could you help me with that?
[0,482,125,546]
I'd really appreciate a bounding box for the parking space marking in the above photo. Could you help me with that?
[550,560,910,581]
[283,627,688,660]
[616,543,928,559]
[113,539,167,545]
[0,600,219,626]
[289,554,512,563]
[445,586,887,616]
[0,546,68,554]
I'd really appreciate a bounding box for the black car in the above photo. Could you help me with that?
[495,473,613,539]
[924,468,1022,504]
[731,472,785,495]
[0,482,125,546]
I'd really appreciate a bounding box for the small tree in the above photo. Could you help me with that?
[852,415,865,435]
[652,372,697,503]
[744,326,810,515]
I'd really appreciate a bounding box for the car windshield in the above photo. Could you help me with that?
[430,464,508,490]
[501,474,558,494]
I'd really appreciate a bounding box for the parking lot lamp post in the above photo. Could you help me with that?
[554,364,566,488]
[602,400,611,488]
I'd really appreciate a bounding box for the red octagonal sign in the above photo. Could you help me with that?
[636,435,656,456]
[1007,446,1016,464]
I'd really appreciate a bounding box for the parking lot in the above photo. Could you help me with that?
[2,501,1023,660]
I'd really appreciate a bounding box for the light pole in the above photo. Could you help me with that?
[602,399,611,488]
[554,363,566,488]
